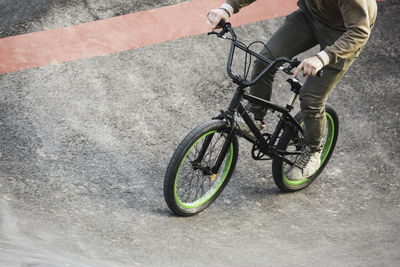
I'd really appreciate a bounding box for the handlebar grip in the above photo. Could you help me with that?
[217,19,227,29]
[292,58,323,77]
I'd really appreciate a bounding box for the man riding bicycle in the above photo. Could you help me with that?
[207,0,377,181]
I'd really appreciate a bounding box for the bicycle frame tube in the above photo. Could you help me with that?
[238,107,299,166]
[242,94,304,134]
[236,103,268,151]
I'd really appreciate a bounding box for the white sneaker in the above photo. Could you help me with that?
[286,146,322,181]
[236,112,266,140]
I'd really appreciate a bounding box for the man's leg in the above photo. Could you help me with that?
[300,14,362,152]
[286,51,358,180]
[300,68,345,151]
[247,9,318,120]
[300,57,356,151]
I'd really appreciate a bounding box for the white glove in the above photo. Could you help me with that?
[207,8,230,31]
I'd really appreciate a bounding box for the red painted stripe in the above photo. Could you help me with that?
[0,0,299,74]
[0,0,381,74]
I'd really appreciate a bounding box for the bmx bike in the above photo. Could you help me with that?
[164,22,339,216]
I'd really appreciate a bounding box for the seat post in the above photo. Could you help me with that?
[286,77,303,110]
[286,92,299,111]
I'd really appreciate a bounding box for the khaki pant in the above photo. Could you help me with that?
[247,9,361,151]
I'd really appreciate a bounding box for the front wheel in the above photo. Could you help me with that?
[164,120,239,216]
[272,104,339,192]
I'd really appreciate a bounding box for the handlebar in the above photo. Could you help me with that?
[208,21,322,87]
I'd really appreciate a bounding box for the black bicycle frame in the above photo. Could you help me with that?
[204,83,304,175]
[197,22,306,175]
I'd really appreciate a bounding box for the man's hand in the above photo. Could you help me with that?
[293,56,324,78]
[207,9,230,31]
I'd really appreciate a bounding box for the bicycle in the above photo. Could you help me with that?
[164,22,339,216]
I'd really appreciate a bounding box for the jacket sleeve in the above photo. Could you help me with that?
[323,0,377,64]
[225,0,256,14]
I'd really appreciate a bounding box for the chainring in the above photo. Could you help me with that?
[251,133,272,160]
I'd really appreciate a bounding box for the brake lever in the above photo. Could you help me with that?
[207,30,228,38]
[207,21,230,38]
[280,58,300,75]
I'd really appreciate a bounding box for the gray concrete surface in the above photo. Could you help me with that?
[0,0,187,38]
[0,1,399,266]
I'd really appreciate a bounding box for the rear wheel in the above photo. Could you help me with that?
[272,104,339,192]
[164,120,239,216]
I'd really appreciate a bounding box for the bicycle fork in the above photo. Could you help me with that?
[191,86,246,175]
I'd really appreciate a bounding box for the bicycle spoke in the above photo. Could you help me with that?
[183,172,197,202]
[178,171,195,188]
[203,134,223,160]
[177,173,195,194]
[193,172,203,200]
[203,136,224,168]
[193,138,202,155]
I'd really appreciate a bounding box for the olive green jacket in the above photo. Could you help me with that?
[225,0,377,64]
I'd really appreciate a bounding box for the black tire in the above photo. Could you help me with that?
[272,104,339,192]
[164,120,239,216]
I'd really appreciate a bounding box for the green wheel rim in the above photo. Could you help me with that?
[174,130,233,209]
[282,112,335,186]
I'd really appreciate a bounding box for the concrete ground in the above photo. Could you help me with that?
[0,0,399,266]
